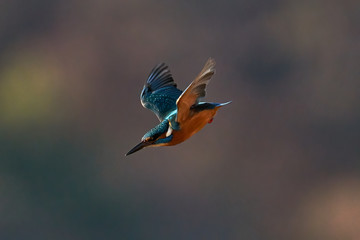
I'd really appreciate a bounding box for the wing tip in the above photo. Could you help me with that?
[207,57,216,65]
[145,62,178,92]
[206,57,216,69]
[200,58,216,77]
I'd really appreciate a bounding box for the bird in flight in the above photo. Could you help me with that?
[126,58,231,156]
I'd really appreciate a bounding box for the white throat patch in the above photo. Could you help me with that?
[166,125,173,137]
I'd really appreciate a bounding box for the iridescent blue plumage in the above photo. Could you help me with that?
[126,58,231,156]
[141,118,169,141]
[141,63,182,121]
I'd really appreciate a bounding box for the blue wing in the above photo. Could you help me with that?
[140,63,182,121]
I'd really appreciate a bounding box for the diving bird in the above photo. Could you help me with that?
[126,58,231,156]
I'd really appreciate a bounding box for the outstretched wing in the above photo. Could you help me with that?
[176,58,216,123]
[141,63,182,121]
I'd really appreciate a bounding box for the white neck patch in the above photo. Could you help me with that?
[166,125,173,137]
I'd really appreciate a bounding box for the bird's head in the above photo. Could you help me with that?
[125,123,170,156]
[125,136,156,156]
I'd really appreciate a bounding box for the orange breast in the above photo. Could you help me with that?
[165,108,219,146]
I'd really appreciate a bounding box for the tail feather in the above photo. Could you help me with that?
[215,101,232,108]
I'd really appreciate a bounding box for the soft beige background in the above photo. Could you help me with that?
[1,0,359,239]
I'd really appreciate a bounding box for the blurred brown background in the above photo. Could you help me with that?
[1,0,359,239]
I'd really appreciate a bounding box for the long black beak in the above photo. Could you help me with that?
[125,141,152,156]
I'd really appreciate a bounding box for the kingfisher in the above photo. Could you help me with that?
[126,58,231,156]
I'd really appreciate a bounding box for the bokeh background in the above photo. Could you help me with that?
[1,0,359,239]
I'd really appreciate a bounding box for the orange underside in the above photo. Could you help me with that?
[160,108,220,146]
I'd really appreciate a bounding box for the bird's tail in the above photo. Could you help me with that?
[215,101,232,108]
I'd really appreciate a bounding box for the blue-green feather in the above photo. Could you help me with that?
[142,119,169,141]
[190,101,232,112]
[155,135,173,145]
[141,63,182,121]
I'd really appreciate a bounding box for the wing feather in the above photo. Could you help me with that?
[176,58,216,123]
[141,63,182,121]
